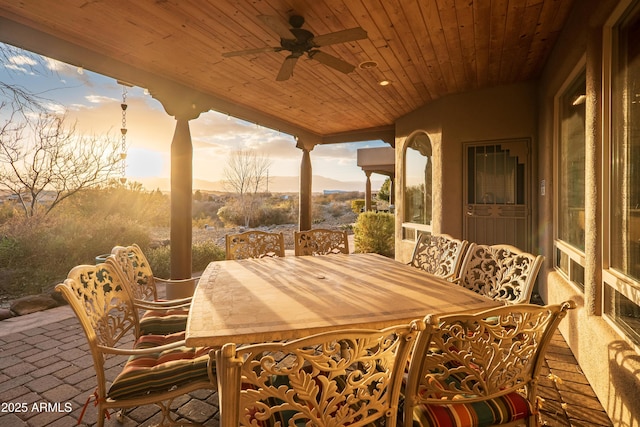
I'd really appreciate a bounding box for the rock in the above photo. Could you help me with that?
[0,308,13,320]
[10,294,59,316]
[50,290,68,306]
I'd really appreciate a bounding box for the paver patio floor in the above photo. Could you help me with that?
[0,300,613,426]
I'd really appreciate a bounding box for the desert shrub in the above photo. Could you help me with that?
[192,241,225,271]
[0,202,16,223]
[145,241,225,278]
[218,196,295,227]
[353,211,395,257]
[256,204,293,226]
[0,213,151,297]
[62,185,170,227]
[217,204,243,227]
[144,245,171,278]
[351,199,365,214]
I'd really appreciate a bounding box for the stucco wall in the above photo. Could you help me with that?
[394,0,640,423]
[394,81,538,262]
[537,0,639,424]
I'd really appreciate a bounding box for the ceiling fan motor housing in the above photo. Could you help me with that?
[281,28,315,55]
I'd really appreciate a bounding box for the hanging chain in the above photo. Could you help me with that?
[120,86,128,183]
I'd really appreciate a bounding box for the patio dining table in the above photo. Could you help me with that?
[185,253,501,347]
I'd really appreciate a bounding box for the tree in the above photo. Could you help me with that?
[377,177,391,202]
[0,110,122,217]
[1,43,52,117]
[223,149,272,227]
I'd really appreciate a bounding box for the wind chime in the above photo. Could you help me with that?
[119,84,129,184]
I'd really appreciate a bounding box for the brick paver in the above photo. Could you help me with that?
[0,304,613,426]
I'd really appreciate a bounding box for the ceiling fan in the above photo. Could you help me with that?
[222,14,367,81]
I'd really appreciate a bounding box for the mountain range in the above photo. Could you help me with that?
[134,175,385,194]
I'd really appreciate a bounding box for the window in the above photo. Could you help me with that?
[403,133,432,239]
[554,69,586,290]
[558,71,586,251]
[605,0,640,348]
[611,3,640,282]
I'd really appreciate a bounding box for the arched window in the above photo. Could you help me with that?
[403,133,432,237]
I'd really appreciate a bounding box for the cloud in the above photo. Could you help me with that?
[86,94,118,104]
[8,54,38,67]
[191,111,299,160]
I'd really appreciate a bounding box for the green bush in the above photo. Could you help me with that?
[351,199,365,214]
[353,211,395,257]
[145,241,226,278]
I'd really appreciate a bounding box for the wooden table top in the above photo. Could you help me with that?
[186,253,501,347]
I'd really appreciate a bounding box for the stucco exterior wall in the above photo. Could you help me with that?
[394,0,640,423]
[536,0,640,424]
[394,81,538,263]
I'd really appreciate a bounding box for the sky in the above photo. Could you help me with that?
[0,43,388,191]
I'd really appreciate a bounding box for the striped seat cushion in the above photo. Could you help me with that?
[139,307,189,335]
[108,332,211,400]
[410,392,532,427]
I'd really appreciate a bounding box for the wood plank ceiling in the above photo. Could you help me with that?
[0,0,575,144]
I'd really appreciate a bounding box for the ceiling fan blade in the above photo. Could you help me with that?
[222,46,280,57]
[258,15,296,40]
[312,27,368,47]
[276,56,298,81]
[309,50,356,74]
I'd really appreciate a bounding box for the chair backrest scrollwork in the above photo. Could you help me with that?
[294,228,349,256]
[456,243,544,304]
[409,233,469,280]
[110,243,157,301]
[225,230,285,260]
[215,320,425,426]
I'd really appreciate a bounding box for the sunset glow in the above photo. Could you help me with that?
[1,44,387,192]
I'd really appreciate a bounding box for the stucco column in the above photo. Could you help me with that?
[298,140,315,231]
[365,172,372,211]
[150,86,211,299]
[169,117,193,297]
[584,25,603,315]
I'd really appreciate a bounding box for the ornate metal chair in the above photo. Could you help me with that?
[55,262,214,427]
[225,230,285,260]
[110,243,197,304]
[454,243,545,304]
[109,244,193,335]
[294,228,349,256]
[213,320,425,427]
[402,301,575,427]
[408,233,469,281]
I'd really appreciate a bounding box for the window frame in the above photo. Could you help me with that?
[553,58,587,292]
[402,131,433,242]
[602,0,640,351]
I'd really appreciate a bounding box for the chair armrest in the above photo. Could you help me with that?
[98,340,187,356]
[133,298,191,309]
[154,275,201,284]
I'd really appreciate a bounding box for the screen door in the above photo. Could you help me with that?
[463,139,530,250]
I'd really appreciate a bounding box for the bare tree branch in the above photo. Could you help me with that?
[0,108,121,217]
[223,149,272,227]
